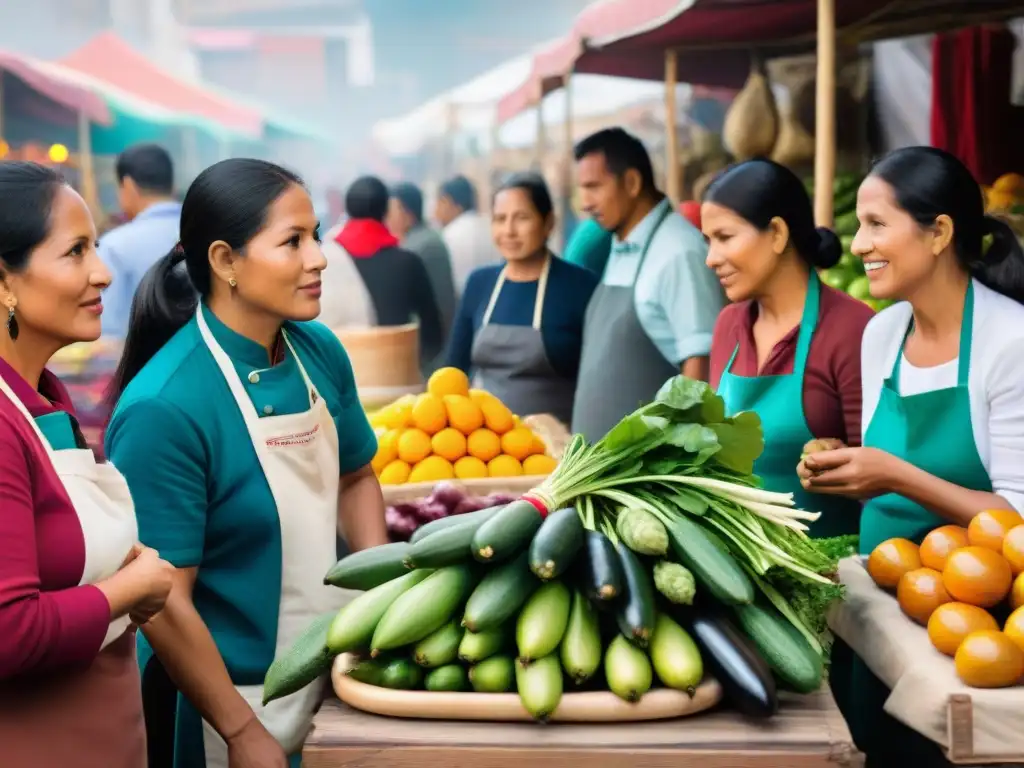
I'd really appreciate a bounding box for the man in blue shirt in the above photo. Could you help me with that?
[98,144,182,337]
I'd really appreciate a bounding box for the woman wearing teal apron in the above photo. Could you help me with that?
[801,147,1024,767]
[105,159,389,768]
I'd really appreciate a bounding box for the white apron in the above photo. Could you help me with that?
[0,374,137,649]
[316,225,377,329]
[196,308,353,765]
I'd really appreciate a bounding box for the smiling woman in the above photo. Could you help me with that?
[103,159,388,768]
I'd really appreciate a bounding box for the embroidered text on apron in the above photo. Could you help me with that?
[571,203,676,442]
[471,254,576,424]
[196,308,355,766]
[317,224,378,329]
[717,270,861,538]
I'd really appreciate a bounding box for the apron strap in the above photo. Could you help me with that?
[481,253,553,331]
[723,343,741,375]
[0,372,55,455]
[890,279,975,386]
[635,202,673,272]
[793,269,821,376]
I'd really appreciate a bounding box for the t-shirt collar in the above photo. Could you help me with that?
[612,198,671,254]
[199,303,284,369]
[135,200,182,222]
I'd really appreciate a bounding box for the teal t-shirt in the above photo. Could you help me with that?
[562,217,613,277]
[106,303,376,684]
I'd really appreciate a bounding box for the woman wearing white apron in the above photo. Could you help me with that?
[0,161,173,768]
[105,159,389,768]
[446,173,598,424]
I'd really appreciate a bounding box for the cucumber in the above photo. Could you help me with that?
[327,569,434,653]
[470,655,515,693]
[515,654,563,721]
[649,613,702,693]
[458,626,506,663]
[346,658,386,686]
[324,542,411,589]
[472,499,543,563]
[560,590,602,685]
[516,581,571,662]
[425,664,469,692]
[615,542,655,647]
[406,518,484,569]
[379,658,423,690]
[604,634,652,703]
[665,515,754,605]
[413,619,463,668]
[410,505,504,544]
[370,565,477,655]
[529,507,585,580]
[734,602,823,693]
[262,611,336,705]
[462,550,541,632]
[582,530,624,602]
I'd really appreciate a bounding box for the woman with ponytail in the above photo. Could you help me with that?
[799,146,1024,765]
[703,158,874,539]
[105,158,388,768]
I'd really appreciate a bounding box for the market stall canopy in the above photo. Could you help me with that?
[0,50,111,125]
[59,32,264,138]
[497,0,1024,123]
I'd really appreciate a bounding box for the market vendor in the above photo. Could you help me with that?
[446,172,598,424]
[799,146,1024,765]
[104,158,388,768]
[704,159,874,537]
[571,127,725,442]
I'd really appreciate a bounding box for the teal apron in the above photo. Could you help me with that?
[843,281,990,766]
[717,270,861,538]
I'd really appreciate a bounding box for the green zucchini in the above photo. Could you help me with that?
[516,581,571,662]
[665,515,754,605]
[469,655,515,692]
[582,530,624,602]
[262,611,336,705]
[346,658,386,686]
[615,542,656,647]
[410,505,503,544]
[462,550,540,632]
[515,654,563,721]
[529,507,585,580]
[458,626,507,663]
[560,589,602,685]
[425,664,469,692]
[379,658,423,690]
[734,602,823,693]
[413,619,462,668]
[327,568,434,653]
[605,634,652,703]
[471,499,543,563]
[406,518,485,569]
[323,542,411,589]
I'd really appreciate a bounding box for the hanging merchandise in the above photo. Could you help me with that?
[722,52,779,160]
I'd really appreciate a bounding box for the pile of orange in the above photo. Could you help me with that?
[369,368,558,485]
[868,509,1024,689]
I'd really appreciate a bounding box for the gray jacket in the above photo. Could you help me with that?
[403,223,457,371]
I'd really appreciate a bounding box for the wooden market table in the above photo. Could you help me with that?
[303,686,863,768]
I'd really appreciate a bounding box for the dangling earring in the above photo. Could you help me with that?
[6,304,18,341]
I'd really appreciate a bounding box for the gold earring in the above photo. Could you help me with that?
[228,276,238,288]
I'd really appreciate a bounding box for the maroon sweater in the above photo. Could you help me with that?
[709,285,875,446]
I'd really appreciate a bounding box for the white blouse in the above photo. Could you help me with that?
[861,279,1024,512]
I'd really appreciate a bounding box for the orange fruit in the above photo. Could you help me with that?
[928,602,999,656]
[1005,606,1024,654]
[476,397,515,435]
[466,428,502,462]
[487,454,523,478]
[942,546,1013,608]
[954,630,1024,688]
[1011,572,1024,611]
[522,454,558,476]
[867,538,922,589]
[408,455,455,484]
[1002,525,1024,575]
[443,395,485,435]
[378,459,412,485]
[453,455,488,480]
[396,428,432,464]
[967,509,1023,552]
[919,525,970,571]
[411,393,447,435]
[897,567,951,625]
[500,427,537,461]
[431,428,467,462]
[427,367,470,398]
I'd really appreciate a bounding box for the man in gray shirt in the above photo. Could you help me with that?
[387,182,457,356]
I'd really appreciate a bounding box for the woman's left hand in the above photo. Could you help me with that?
[800,447,900,500]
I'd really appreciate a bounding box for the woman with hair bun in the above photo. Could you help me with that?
[704,158,874,538]
[105,158,388,768]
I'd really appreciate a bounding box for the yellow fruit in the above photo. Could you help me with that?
[993,172,1024,195]
[427,367,470,398]
[477,397,515,434]
[411,393,447,435]
[431,427,468,462]
[531,434,547,455]
[467,428,502,462]
[397,428,432,464]
[443,395,485,435]
[488,454,523,478]
[454,455,488,479]
[1005,606,1024,654]
[409,455,455,484]
[522,454,558,476]
[379,460,411,485]
[500,427,536,461]
[954,630,1024,688]
[468,388,493,404]
[371,428,402,473]
[1012,572,1024,610]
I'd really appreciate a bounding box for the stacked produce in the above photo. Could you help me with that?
[983,173,1024,215]
[265,377,853,721]
[368,367,557,485]
[385,483,516,540]
[868,509,1024,688]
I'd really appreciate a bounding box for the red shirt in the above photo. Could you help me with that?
[709,284,875,446]
[0,358,110,680]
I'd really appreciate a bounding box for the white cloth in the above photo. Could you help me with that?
[442,210,500,297]
[195,308,353,765]
[0,375,137,650]
[861,279,1024,511]
[315,224,377,330]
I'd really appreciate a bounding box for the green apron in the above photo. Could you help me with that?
[717,270,861,538]
[844,280,990,767]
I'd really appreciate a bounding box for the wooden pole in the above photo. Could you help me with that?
[0,74,5,143]
[77,111,100,217]
[664,50,680,203]
[813,0,837,226]
[560,73,574,253]
[535,89,547,172]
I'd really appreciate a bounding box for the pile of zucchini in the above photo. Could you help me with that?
[265,494,824,721]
